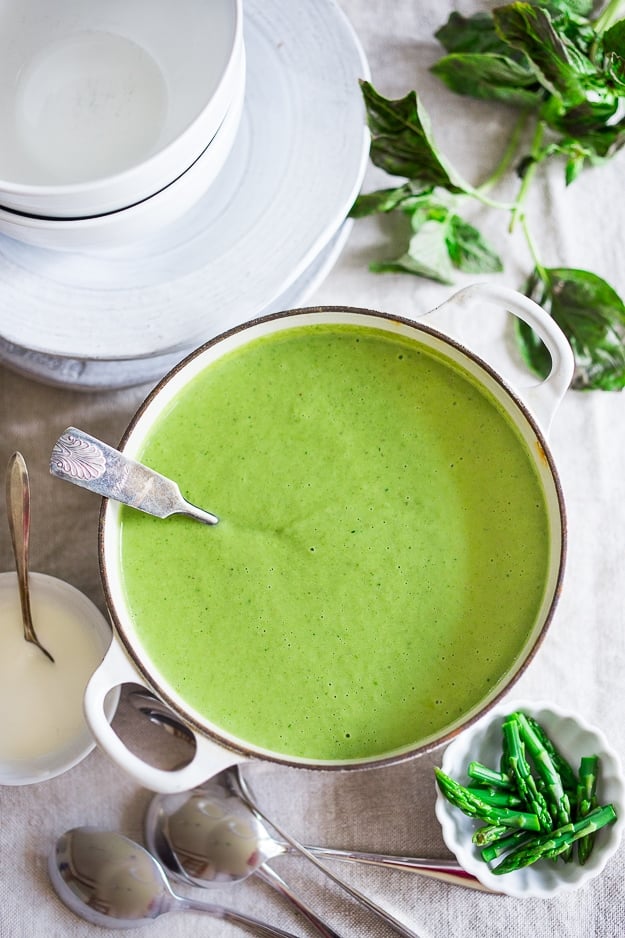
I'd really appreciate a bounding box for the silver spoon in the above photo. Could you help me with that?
[145,787,344,938]
[131,691,488,893]
[48,826,302,936]
[147,781,485,895]
[6,452,54,663]
[208,767,429,938]
[49,427,218,525]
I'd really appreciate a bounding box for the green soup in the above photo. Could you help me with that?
[119,323,551,761]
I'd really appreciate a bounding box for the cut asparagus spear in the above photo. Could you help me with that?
[576,755,599,864]
[492,804,616,874]
[504,716,553,831]
[435,768,541,830]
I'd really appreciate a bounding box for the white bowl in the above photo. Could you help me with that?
[0,0,243,217]
[435,699,625,897]
[0,572,119,785]
[0,50,245,251]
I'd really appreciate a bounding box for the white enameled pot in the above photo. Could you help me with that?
[84,283,574,792]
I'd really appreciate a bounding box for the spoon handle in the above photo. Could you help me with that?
[6,452,54,663]
[50,427,218,525]
[283,844,491,892]
[256,864,345,938]
[175,894,305,938]
[234,770,425,938]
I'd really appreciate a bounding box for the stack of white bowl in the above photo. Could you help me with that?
[0,0,244,251]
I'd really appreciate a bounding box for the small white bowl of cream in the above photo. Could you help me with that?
[0,571,118,785]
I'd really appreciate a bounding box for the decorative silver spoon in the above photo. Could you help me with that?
[49,427,218,525]
[6,452,54,663]
[48,826,301,936]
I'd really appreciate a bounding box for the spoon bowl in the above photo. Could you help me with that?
[147,784,282,885]
[49,827,302,937]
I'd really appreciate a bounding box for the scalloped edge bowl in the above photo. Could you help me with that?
[435,698,625,897]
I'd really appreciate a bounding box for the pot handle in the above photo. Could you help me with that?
[84,638,244,792]
[422,282,575,435]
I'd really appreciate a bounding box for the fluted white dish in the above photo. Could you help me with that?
[0,53,246,250]
[0,0,370,361]
[0,0,243,217]
[435,699,625,897]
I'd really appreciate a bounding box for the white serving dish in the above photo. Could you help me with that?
[0,0,243,217]
[0,52,245,251]
[435,698,625,897]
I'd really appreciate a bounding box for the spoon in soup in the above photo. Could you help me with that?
[49,826,303,937]
[6,452,54,663]
[132,691,486,892]
[49,427,218,525]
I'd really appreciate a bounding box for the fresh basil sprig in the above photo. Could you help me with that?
[351,0,625,390]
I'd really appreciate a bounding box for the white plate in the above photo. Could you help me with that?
[0,221,353,390]
[0,0,369,361]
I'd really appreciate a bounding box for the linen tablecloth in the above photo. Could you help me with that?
[1,2,624,936]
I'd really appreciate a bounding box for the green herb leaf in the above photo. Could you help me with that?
[349,183,432,218]
[352,4,625,392]
[446,215,504,273]
[359,80,468,191]
[369,193,502,283]
[435,11,514,56]
[552,119,625,171]
[493,2,595,98]
[542,0,594,16]
[371,219,456,284]
[431,52,542,106]
[518,267,625,390]
[602,18,625,58]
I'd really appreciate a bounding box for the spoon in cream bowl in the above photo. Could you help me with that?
[49,827,305,937]
[6,452,54,663]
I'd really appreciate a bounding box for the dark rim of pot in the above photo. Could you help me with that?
[98,305,567,770]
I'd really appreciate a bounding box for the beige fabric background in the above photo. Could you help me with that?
[1,1,624,936]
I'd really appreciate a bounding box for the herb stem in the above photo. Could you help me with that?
[593,0,625,35]
[509,120,545,234]
[520,215,547,282]
[466,188,514,211]
[477,111,531,196]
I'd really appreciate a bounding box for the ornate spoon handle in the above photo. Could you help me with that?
[50,427,218,525]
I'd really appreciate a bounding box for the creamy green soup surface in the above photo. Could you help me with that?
[119,323,550,761]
